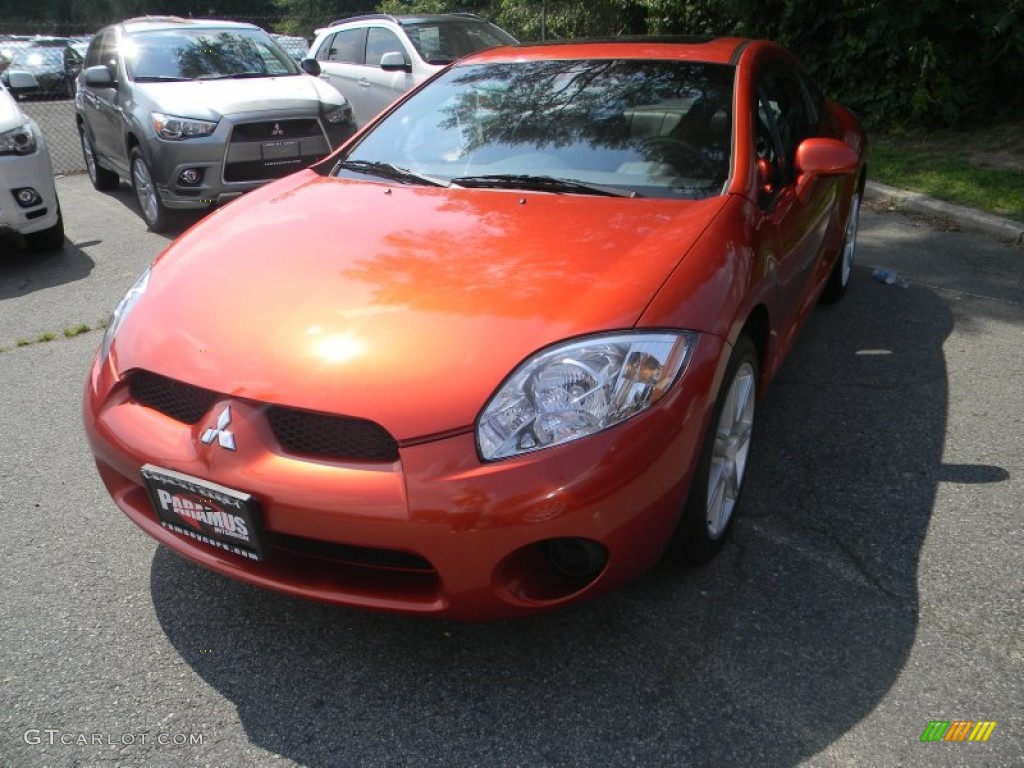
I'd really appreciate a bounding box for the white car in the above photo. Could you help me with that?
[0,82,63,252]
[308,13,517,127]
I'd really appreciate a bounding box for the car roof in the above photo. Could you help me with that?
[118,16,260,34]
[461,36,754,66]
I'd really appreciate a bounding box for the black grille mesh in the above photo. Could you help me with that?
[127,371,399,462]
[266,406,399,462]
[230,119,322,142]
[129,370,219,425]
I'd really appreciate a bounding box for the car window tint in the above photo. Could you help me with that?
[325,29,363,64]
[343,59,735,200]
[314,32,335,61]
[758,64,815,179]
[404,21,517,65]
[365,27,406,67]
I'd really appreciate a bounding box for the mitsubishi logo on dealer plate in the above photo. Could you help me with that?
[201,406,237,451]
[270,123,285,137]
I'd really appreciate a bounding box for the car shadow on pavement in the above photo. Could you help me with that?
[148,261,955,766]
[0,237,95,300]
[102,181,206,239]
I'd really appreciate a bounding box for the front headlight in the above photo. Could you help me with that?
[0,123,37,155]
[151,112,217,140]
[322,103,352,125]
[100,267,151,365]
[477,331,697,461]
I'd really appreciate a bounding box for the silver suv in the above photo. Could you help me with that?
[76,17,355,231]
[308,13,517,128]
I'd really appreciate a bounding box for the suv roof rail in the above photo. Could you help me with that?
[326,12,484,28]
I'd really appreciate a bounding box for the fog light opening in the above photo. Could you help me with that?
[13,187,42,208]
[178,168,204,186]
[546,537,608,578]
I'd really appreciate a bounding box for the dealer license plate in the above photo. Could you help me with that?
[262,139,300,161]
[141,465,263,561]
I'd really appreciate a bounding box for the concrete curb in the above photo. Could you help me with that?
[865,180,1024,246]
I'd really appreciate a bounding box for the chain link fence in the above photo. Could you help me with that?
[5,3,632,177]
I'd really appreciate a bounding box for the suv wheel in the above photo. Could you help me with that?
[79,125,119,191]
[130,147,174,232]
[24,200,66,253]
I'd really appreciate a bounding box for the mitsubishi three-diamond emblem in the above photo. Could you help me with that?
[201,406,237,450]
[271,123,285,137]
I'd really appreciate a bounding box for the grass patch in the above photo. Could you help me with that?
[15,338,32,347]
[870,123,1024,223]
[36,331,58,343]
[64,322,91,338]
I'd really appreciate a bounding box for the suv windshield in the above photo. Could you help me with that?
[338,58,734,200]
[403,21,517,65]
[127,28,299,81]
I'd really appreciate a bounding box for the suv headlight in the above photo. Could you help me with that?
[0,123,37,155]
[151,112,217,140]
[322,103,352,125]
[477,331,697,461]
[100,267,151,365]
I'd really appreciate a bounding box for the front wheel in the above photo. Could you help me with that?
[130,147,173,232]
[820,187,861,304]
[79,124,119,191]
[670,335,758,564]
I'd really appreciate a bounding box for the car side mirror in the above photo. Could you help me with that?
[84,65,115,87]
[379,51,410,72]
[794,138,859,203]
[300,58,321,77]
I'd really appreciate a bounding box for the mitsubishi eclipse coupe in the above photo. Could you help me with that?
[83,38,866,620]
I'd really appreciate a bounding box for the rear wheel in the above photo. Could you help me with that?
[79,124,119,191]
[130,147,174,232]
[671,335,758,564]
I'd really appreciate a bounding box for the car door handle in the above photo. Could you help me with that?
[357,79,371,88]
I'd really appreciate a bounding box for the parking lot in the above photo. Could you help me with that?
[0,173,1022,767]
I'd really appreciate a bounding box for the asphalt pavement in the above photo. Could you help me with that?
[0,175,1021,767]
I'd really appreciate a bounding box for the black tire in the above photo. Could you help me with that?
[820,187,861,304]
[130,146,174,233]
[79,124,119,191]
[670,335,759,564]
[24,203,65,253]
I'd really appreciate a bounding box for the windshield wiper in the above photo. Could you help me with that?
[335,160,449,188]
[198,72,278,80]
[133,75,190,82]
[450,174,639,198]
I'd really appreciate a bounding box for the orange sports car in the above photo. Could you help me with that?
[83,37,866,620]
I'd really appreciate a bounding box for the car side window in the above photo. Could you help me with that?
[365,27,407,68]
[324,29,364,64]
[757,64,816,185]
[313,32,335,62]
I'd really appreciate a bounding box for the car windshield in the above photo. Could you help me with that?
[126,28,299,81]
[403,21,517,65]
[337,58,734,200]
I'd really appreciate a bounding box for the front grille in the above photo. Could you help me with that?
[265,531,433,571]
[224,118,330,182]
[129,371,219,424]
[267,406,400,462]
[127,370,400,462]
[230,119,323,142]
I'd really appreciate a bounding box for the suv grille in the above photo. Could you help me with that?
[224,118,330,182]
[127,371,399,462]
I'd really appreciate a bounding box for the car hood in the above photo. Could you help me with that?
[115,173,727,441]
[135,75,342,119]
[0,88,26,132]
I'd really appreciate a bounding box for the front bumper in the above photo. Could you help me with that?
[83,335,723,620]
[143,110,354,210]
[0,126,59,238]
